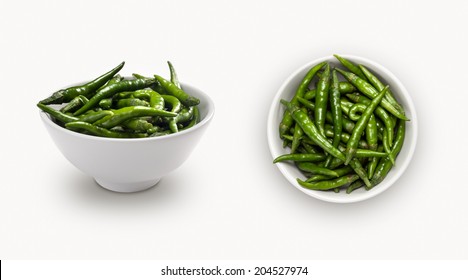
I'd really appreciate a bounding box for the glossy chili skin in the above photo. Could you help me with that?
[324,125,369,149]
[297,162,339,177]
[115,98,150,108]
[65,121,146,138]
[179,106,200,131]
[167,61,181,88]
[367,145,384,179]
[324,70,342,168]
[73,78,156,116]
[60,95,89,113]
[346,93,394,147]
[94,106,177,129]
[79,110,114,123]
[382,129,394,164]
[291,123,303,154]
[154,75,200,107]
[40,62,125,105]
[314,63,331,137]
[273,153,326,163]
[333,54,367,80]
[99,98,113,110]
[344,86,388,165]
[336,68,408,121]
[368,119,405,189]
[279,61,326,137]
[358,64,404,114]
[366,114,378,151]
[297,97,356,134]
[37,103,79,124]
[283,100,346,161]
[132,89,165,110]
[297,174,359,191]
[122,118,153,132]
[168,106,195,133]
[346,179,364,194]
[304,82,355,100]
[161,95,182,113]
[305,166,353,183]
[348,157,371,187]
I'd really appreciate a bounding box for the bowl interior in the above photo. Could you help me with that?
[267,55,417,203]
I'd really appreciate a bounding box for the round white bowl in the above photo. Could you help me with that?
[40,83,215,193]
[267,55,417,203]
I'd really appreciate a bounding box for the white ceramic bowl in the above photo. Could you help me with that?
[40,83,215,193]
[267,55,417,203]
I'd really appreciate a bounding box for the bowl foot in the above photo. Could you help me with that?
[94,177,161,193]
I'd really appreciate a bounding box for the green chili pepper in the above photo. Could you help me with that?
[98,74,123,90]
[147,90,165,110]
[168,106,195,133]
[297,96,356,134]
[366,115,378,151]
[334,54,367,80]
[345,86,388,165]
[324,125,370,149]
[346,179,365,194]
[65,121,146,138]
[305,166,353,183]
[382,128,395,165]
[279,61,327,137]
[283,100,346,161]
[367,145,384,179]
[60,95,89,113]
[291,123,304,153]
[79,110,114,123]
[358,64,404,114]
[297,174,359,191]
[336,68,408,121]
[73,78,155,116]
[273,153,327,163]
[314,63,331,137]
[297,162,340,177]
[368,119,405,189]
[99,98,113,109]
[340,98,354,116]
[346,93,394,147]
[303,89,316,100]
[37,103,79,124]
[40,62,125,105]
[301,143,320,154]
[354,148,387,158]
[94,106,177,129]
[180,106,200,131]
[167,61,181,88]
[339,82,357,94]
[122,118,153,132]
[348,157,371,187]
[348,103,365,121]
[154,75,199,107]
[324,70,342,168]
[161,95,182,114]
[115,98,150,109]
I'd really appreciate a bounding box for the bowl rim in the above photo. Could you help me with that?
[267,54,418,203]
[39,82,215,142]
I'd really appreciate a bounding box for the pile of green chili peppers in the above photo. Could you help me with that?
[276,55,408,193]
[37,61,201,138]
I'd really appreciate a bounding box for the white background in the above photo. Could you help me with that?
[1,0,467,259]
